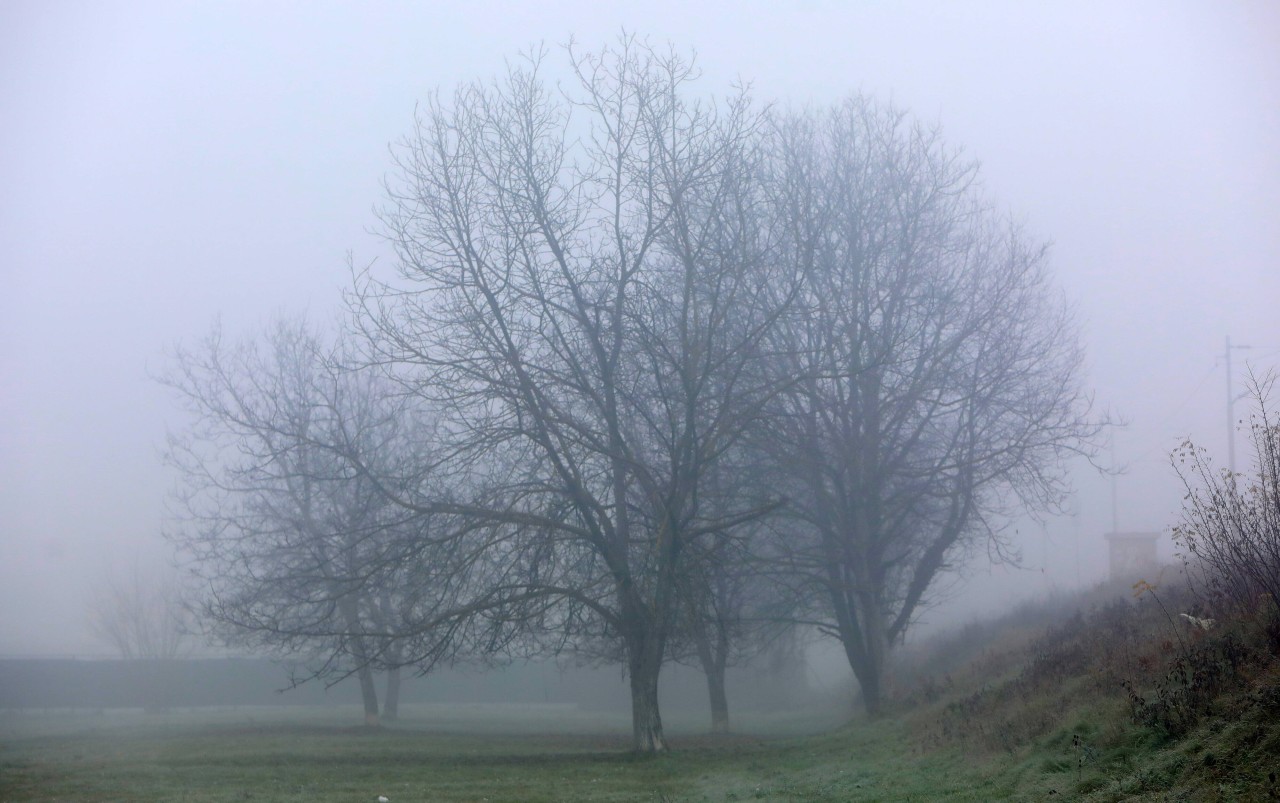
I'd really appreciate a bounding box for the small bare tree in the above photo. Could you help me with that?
[1173,370,1280,615]
[668,453,792,734]
[163,318,485,725]
[674,528,792,734]
[88,562,188,660]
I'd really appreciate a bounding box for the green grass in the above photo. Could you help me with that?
[1,703,1012,802]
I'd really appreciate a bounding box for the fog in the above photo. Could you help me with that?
[2,0,1277,668]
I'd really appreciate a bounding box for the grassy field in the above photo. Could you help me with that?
[4,582,1279,801]
[0,703,1013,802]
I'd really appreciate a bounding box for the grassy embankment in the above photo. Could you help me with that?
[3,576,1278,801]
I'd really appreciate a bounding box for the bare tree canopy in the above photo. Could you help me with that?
[357,37,790,751]
[159,39,1100,746]
[161,318,493,725]
[758,98,1099,714]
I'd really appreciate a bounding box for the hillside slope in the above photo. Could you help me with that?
[885,574,1280,800]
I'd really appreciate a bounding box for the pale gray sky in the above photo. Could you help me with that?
[2,0,1277,655]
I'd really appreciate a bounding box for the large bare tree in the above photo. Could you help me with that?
[760,98,1099,715]
[358,38,789,751]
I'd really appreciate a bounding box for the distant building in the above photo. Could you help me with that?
[1105,532,1160,582]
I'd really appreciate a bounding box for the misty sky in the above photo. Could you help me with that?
[2,1,1277,656]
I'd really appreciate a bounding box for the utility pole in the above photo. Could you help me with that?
[1225,335,1252,473]
[1110,430,1119,534]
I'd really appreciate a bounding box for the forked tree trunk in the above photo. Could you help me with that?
[338,597,380,726]
[383,666,401,721]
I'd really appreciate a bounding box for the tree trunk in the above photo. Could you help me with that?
[853,659,883,716]
[845,629,888,717]
[383,666,401,721]
[356,662,380,726]
[627,628,668,753]
[628,658,666,752]
[705,663,730,734]
[693,618,730,734]
[337,597,380,726]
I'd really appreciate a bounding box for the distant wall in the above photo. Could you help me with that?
[0,657,352,710]
[0,656,815,713]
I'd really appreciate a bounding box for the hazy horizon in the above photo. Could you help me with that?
[2,0,1277,658]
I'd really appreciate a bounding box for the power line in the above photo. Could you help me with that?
[1122,361,1219,466]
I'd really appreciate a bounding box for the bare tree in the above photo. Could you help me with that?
[358,38,789,751]
[677,534,742,734]
[759,98,1099,715]
[673,530,780,734]
[88,561,189,660]
[668,454,793,734]
[162,318,480,725]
